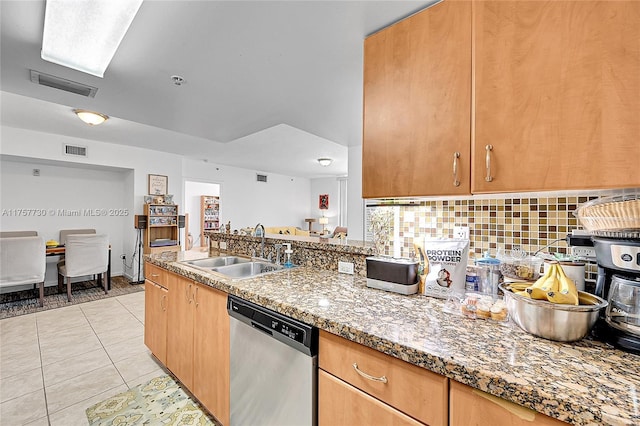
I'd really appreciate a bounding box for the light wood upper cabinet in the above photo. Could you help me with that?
[362,0,472,198]
[473,0,640,193]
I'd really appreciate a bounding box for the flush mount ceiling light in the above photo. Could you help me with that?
[41,0,144,77]
[317,158,333,167]
[74,109,109,125]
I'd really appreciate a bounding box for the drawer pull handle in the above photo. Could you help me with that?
[150,274,159,278]
[453,152,461,187]
[352,363,388,384]
[471,389,536,422]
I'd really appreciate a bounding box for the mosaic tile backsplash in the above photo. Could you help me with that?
[370,188,640,282]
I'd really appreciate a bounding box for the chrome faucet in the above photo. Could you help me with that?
[253,223,266,259]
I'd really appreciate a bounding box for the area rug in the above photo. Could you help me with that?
[86,375,218,426]
[0,276,144,319]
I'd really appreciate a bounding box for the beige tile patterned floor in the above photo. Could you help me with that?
[0,290,167,425]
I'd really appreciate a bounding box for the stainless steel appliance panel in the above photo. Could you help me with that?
[228,296,317,426]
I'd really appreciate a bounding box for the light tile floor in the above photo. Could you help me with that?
[0,290,167,425]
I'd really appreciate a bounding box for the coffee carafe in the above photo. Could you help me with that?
[593,237,640,353]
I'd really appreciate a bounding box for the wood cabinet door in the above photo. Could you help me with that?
[193,284,230,426]
[166,274,194,389]
[143,280,168,364]
[319,370,424,426]
[473,1,640,193]
[449,381,568,426]
[362,0,472,198]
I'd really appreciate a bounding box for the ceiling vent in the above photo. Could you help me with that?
[63,144,88,157]
[30,70,98,98]
[256,174,268,183]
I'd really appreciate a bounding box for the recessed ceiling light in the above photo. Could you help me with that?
[317,158,333,167]
[74,109,109,125]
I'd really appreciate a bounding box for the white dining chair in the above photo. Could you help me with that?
[0,236,46,306]
[57,234,109,301]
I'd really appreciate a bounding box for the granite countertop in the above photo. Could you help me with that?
[147,251,640,426]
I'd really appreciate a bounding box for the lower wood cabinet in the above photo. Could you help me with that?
[319,330,448,426]
[449,381,568,426]
[192,282,230,426]
[319,370,423,426]
[144,280,167,365]
[161,272,230,425]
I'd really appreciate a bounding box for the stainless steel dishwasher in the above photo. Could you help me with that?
[228,295,318,426]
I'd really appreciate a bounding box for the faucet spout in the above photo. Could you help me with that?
[253,223,266,258]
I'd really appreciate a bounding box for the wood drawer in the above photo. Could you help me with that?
[145,262,167,287]
[449,381,568,426]
[319,330,448,426]
[319,370,423,426]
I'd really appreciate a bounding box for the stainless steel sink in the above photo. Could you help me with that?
[184,256,251,268]
[212,261,284,279]
[181,256,290,279]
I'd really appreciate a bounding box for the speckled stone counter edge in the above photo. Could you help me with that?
[146,252,640,426]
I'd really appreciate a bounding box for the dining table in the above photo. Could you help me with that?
[46,245,112,291]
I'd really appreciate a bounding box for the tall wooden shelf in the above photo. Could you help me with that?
[201,196,220,246]
[144,204,180,254]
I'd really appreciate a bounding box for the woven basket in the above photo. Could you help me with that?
[574,195,640,236]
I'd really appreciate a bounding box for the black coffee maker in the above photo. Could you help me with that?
[593,236,640,354]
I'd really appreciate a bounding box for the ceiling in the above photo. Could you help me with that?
[0,0,436,179]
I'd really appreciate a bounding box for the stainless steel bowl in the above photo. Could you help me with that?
[499,283,608,342]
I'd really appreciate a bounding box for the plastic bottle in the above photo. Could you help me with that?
[283,243,294,268]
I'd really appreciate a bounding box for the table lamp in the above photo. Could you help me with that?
[319,216,329,234]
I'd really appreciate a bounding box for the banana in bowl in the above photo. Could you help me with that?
[500,283,607,342]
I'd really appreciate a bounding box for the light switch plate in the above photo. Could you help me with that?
[219,241,227,250]
[338,261,354,274]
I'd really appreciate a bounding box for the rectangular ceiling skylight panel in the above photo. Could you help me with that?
[41,0,144,78]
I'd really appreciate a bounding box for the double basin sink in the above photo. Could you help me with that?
[182,256,287,279]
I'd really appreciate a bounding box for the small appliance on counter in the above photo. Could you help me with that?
[366,256,419,295]
[575,194,640,353]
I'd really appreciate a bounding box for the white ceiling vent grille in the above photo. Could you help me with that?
[30,70,98,98]
[63,144,88,157]
[256,174,268,183]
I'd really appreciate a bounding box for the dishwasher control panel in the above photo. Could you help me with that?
[228,295,317,355]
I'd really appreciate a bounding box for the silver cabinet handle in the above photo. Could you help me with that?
[150,273,159,278]
[194,286,199,308]
[186,283,192,303]
[453,152,461,187]
[352,363,388,384]
[161,294,167,311]
[485,144,494,182]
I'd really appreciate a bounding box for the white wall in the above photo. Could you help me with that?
[183,158,312,230]
[0,159,130,287]
[184,181,220,247]
[309,177,341,233]
[347,144,364,240]
[1,125,184,281]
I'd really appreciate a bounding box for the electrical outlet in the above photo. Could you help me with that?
[453,226,470,239]
[571,246,596,259]
[220,241,227,250]
[338,261,354,274]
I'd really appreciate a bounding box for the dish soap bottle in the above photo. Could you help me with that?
[283,243,294,268]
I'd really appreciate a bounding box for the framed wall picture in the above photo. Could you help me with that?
[148,174,168,195]
[319,194,329,210]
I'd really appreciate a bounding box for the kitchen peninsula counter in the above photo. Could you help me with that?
[146,251,640,426]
